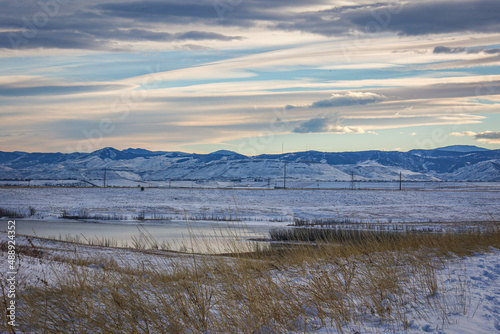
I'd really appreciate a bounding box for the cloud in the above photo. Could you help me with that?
[449,131,478,137]
[475,131,500,139]
[4,0,500,52]
[293,113,365,134]
[2,0,500,52]
[475,131,500,144]
[175,31,242,41]
[466,48,500,55]
[368,0,500,36]
[450,130,500,144]
[0,28,241,50]
[484,48,500,54]
[433,46,466,54]
[88,29,242,42]
[97,2,221,20]
[278,0,500,37]
[311,92,387,108]
[287,92,387,110]
[434,47,500,55]
[96,0,314,26]
[0,0,242,51]
[0,31,109,51]
[173,44,214,51]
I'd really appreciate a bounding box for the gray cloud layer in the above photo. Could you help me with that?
[311,92,387,108]
[287,92,387,110]
[434,46,466,54]
[2,0,500,51]
[475,131,500,140]
[293,112,366,134]
[451,131,500,144]
[293,114,336,133]
[0,0,242,50]
[434,46,500,54]
[276,0,500,37]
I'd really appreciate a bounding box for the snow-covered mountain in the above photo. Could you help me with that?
[0,146,498,182]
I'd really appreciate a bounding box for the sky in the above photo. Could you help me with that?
[1,0,500,154]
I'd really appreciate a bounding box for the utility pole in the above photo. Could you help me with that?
[103,168,107,188]
[283,162,287,189]
[399,171,402,191]
[350,171,355,190]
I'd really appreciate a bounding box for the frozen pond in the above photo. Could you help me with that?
[0,219,273,254]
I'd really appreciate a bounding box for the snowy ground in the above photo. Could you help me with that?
[318,248,500,334]
[441,250,500,334]
[1,233,500,333]
[1,179,500,190]
[0,233,188,287]
[1,185,499,332]
[0,186,499,223]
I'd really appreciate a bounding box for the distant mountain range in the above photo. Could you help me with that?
[0,145,499,182]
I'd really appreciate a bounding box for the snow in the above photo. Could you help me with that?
[444,160,500,181]
[0,233,187,287]
[0,187,498,223]
[399,249,500,333]
[2,232,500,333]
[307,249,500,333]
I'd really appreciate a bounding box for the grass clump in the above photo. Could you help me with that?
[59,209,128,221]
[0,207,26,218]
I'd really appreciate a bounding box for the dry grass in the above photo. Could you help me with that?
[2,224,500,333]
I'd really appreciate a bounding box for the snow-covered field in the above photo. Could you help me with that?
[2,179,500,190]
[2,233,500,333]
[1,186,498,222]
